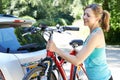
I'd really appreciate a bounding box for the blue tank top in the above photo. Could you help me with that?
[84,27,111,80]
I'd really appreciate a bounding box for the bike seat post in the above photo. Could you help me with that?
[48,31,53,41]
[72,44,79,49]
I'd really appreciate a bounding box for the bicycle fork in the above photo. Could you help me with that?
[38,57,53,79]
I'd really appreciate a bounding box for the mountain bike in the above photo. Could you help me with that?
[22,25,88,80]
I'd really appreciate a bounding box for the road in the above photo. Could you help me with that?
[106,45,120,80]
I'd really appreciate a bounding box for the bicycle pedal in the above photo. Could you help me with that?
[40,71,45,76]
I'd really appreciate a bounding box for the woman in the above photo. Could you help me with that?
[47,4,113,80]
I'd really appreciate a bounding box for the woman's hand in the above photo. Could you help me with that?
[46,40,57,52]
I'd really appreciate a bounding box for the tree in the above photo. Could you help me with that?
[0,0,3,13]
[94,0,120,44]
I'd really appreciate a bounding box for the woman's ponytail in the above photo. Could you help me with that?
[101,10,110,32]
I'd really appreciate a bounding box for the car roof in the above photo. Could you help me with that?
[0,14,35,28]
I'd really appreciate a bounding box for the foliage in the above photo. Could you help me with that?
[15,27,46,50]
[20,15,36,22]
[93,0,120,45]
[0,0,120,44]
[105,27,120,45]
[103,0,120,44]
[33,18,70,27]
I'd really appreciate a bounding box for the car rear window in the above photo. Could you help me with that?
[0,27,46,53]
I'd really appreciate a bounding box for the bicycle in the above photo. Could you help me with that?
[22,25,88,80]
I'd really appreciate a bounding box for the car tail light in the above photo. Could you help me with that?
[14,20,25,23]
[0,69,5,80]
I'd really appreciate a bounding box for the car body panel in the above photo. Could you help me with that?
[14,50,46,73]
[0,53,24,80]
[0,15,34,28]
[0,48,46,80]
[0,14,46,80]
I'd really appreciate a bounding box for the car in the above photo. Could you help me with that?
[0,14,47,80]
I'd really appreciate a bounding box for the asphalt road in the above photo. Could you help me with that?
[106,45,120,80]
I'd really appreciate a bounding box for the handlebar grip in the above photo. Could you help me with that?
[63,27,79,31]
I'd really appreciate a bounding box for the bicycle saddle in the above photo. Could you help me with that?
[69,39,83,48]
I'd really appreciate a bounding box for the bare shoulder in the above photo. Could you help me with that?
[87,29,105,48]
[92,29,105,47]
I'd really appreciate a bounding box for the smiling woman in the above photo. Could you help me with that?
[47,4,112,80]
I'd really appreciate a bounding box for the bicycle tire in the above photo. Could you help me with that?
[22,66,57,80]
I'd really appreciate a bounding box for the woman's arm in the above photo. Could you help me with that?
[47,30,103,66]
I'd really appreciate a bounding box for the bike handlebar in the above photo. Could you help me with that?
[22,25,79,36]
[63,27,79,31]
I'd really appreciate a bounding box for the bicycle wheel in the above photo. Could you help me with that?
[22,66,57,80]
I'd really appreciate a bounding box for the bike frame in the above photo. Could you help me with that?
[43,30,87,80]
[46,49,82,80]
[22,26,88,80]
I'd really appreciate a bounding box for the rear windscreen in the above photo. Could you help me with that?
[0,27,46,53]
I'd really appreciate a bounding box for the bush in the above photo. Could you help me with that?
[33,18,71,27]
[21,16,36,22]
[105,27,120,45]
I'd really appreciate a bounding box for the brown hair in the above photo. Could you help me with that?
[84,4,110,32]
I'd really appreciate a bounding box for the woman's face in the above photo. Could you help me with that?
[83,8,98,28]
